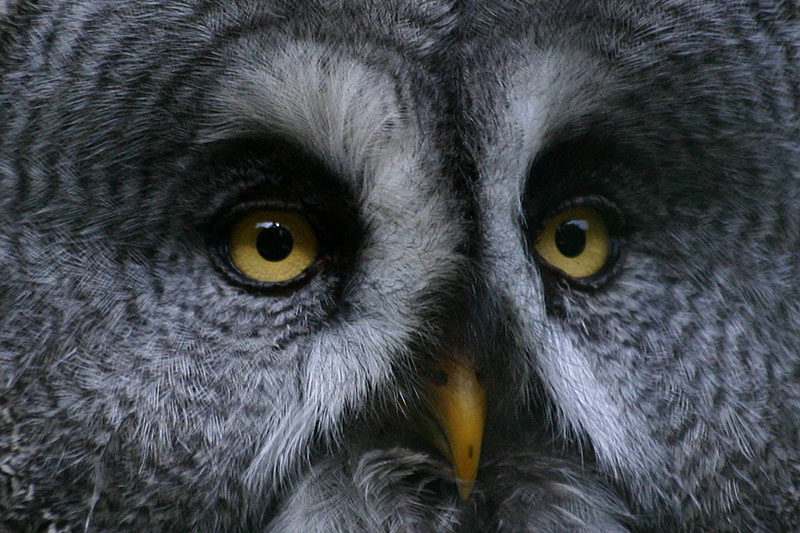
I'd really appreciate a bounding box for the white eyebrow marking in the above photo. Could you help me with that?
[202,39,417,188]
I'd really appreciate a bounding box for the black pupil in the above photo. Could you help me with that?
[256,223,294,262]
[555,220,588,258]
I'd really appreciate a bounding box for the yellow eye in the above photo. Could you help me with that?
[534,206,612,280]
[228,210,318,284]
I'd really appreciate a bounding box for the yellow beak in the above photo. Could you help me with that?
[420,355,486,500]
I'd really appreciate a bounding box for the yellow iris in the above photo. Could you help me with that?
[534,206,610,279]
[229,210,318,283]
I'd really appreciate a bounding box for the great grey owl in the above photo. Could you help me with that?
[1,0,799,531]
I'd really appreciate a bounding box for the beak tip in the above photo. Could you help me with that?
[453,459,479,500]
[457,482,474,501]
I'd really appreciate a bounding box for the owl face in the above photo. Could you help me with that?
[1,0,799,531]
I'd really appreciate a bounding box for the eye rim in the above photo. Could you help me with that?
[529,194,625,290]
[209,199,329,292]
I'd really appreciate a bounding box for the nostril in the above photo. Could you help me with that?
[433,369,449,386]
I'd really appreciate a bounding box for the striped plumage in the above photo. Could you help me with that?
[1,1,799,531]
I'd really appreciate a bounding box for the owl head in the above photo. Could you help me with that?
[1,0,799,531]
